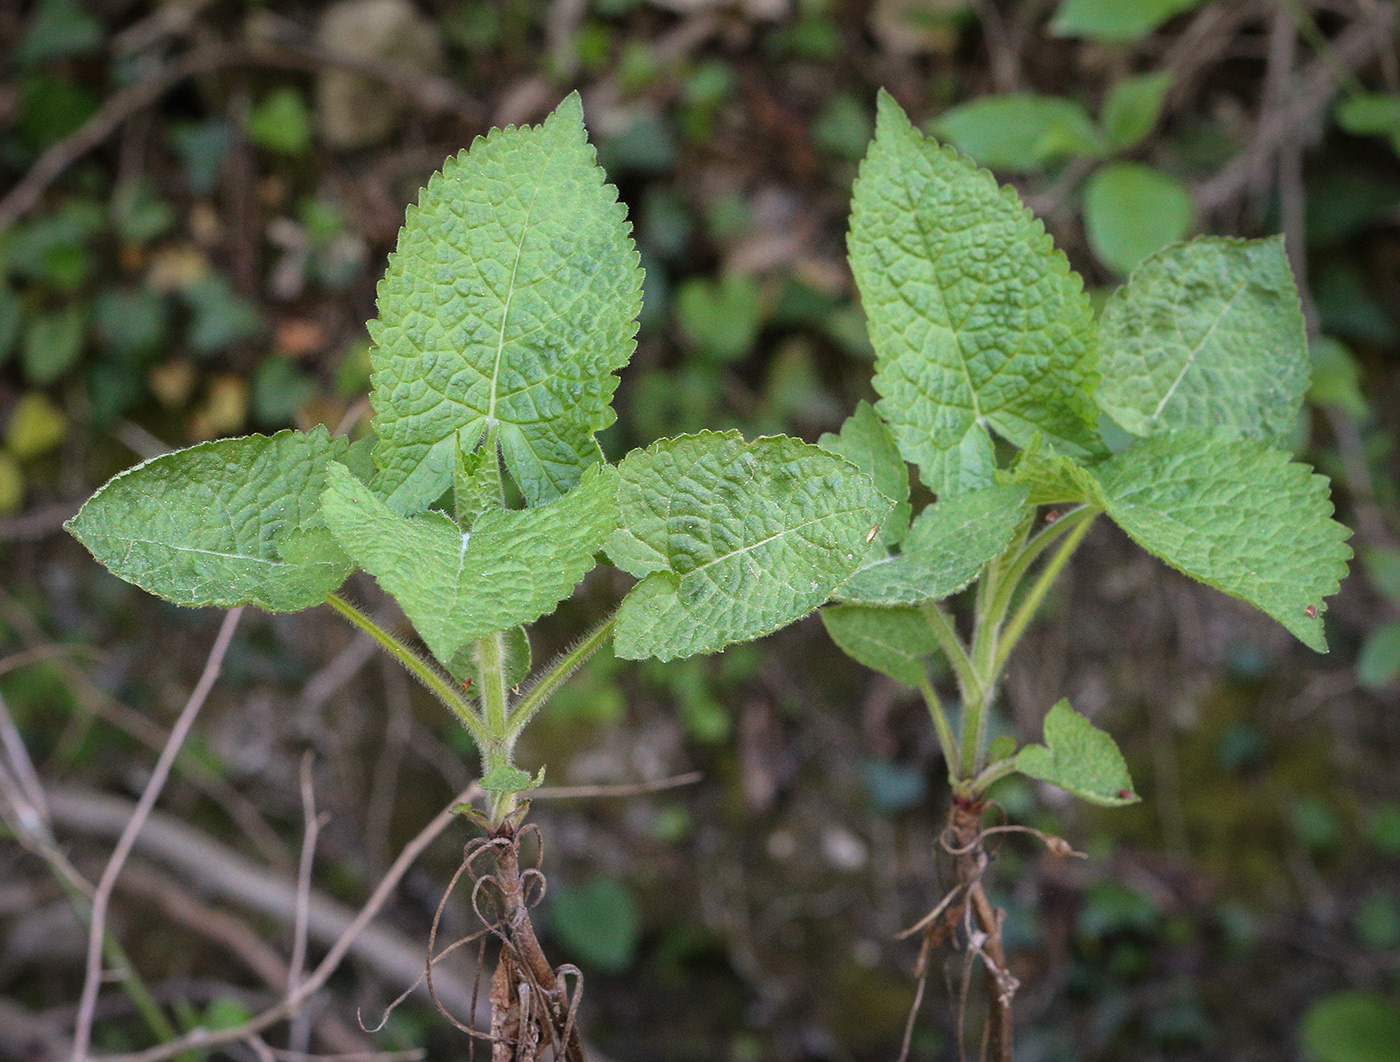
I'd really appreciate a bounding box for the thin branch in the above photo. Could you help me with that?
[288,754,328,1056]
[71,609,244,1062]
[84,783,483,1062]
[528,771,704,800]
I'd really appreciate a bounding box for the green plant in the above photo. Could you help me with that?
[818,91,1351,1057]
[65,94,888,1055]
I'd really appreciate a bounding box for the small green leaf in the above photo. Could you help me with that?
[1096,237,1307,441]
[1083,163,1194,275]
[1335,94,1400,138]
[1003,441,1108,507]
[609,431,889,661]
[1357,620,1400,690]
[1101,72,1173,151]
[321,461,617,664]
[550,875,641,973]
[1300,991,1400,1062]
[1094,431,1351,651]
[818,400,911,545]
[836,484,1029,605]
[1014,700,1138,807]
[850,91,1101,497]
[821,604,936,687]
[370,92,642,512]
[1308,337,1368,419]
[22,304,87,384]
[930,94,1104,173]
[453,443,503,527]
[1051,0,1206,42]
[66,427,355,612]
[245,87,313,156]
[676,272,762,363]
[479,763,545,794]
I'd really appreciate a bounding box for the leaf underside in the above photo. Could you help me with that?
[369,92,642,513]
[1097,236,1308,441]
[1014,699,1138,807]
[849,90,1101,497]
[320,461,617,664]
[609,431,890,661]
[821,603,937,688]
[65,427,353,612]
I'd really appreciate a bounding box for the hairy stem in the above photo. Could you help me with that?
[505,614,615,743]
[325,595,490,748]
[992,513,1096,678]
[919,601,979,707]
[918,674,960,779]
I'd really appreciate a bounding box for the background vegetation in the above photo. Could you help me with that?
[1,0,1399,1059]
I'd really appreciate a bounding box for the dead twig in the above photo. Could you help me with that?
[71,608,244,1062]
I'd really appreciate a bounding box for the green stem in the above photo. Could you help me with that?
[476,631,511,738]
[919,601,979,707]
[970,756,1019,793]
[506,614,616,743]
[918,673,960,781]
[325,594,491,748]
[983,506,1097,641]
[992,511,1097,678]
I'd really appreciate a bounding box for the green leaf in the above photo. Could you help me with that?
[453,443,503,527]
[1102,72,1173,151]
[15,0,103,66]
[1083,163,1194,275]
[818,400,911,545]
[1358,620,1400,690]
[550,876,640,973]
[850,91,1101,497]
[245,87,313,157]
[1335,94,1400,138]
[1051,0,1206,42]
[23,304,87,384]
[321,461,616,664]
[930,94,1104,173]
[1300,991,1400,1062]
[479,763,545,794]
[676,272,762,363]
[1014,700,1138,807]
[609,431,889,661]
[1096,237,1307,441]
[1308,336,1368,419]
[836,484,1029,605]
[369,92,642,512]
[1003,441,1107,507]
[821,604,936,687]
[1094,431,1351,651]
[65,427,355,612]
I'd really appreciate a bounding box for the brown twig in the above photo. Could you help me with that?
[71,608,244,1062]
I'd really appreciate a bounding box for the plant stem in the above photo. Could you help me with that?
[325,594,491,748]
[918,674,960,780]
[506,614,616,742]
[919,601,979,706]
[970,756,1019,793]
[992,512,1096,677]
[983,506,1096,642]
[477,631,511,738]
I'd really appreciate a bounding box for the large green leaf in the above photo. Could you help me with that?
[1095,432,1351,651]
[929,94,1104,173]
[66,428,353,612]
[1097,237,1308,441]
[821,604,937,688]
[818,400,911,545]
[369,92,642,513]
[609,432,888,661]
[850,91,1101,497]
[1014,700,1139,807]
[320,462,617,664]
[835,484,1029,605]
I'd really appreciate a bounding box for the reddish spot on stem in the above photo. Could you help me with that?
[1044,509,1060,524]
